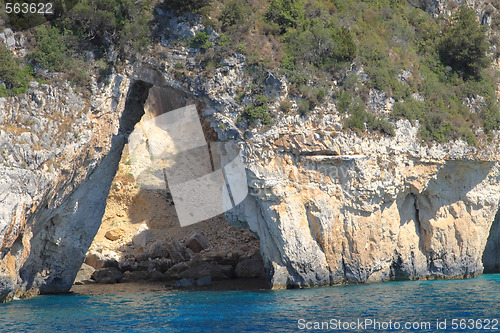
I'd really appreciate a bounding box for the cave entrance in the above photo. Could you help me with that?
[483,209,500,273]
[74,79,263,287]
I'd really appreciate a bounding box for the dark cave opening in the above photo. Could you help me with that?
[119,80,153,135]
[483,209,500,273]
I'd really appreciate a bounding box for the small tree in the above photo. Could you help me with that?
[439,6,490,79]
[167,0,212,15]
[0,46,18,87]
[220,0,246,31]
[29,26,68,72]
[190,31,213,50]
[265,0,305,34]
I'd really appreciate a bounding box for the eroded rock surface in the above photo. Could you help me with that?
[0,72,156,300]
[227,117,500,288]
[1,15,499,299]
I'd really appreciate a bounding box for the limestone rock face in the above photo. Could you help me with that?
[132,227,153,248]
[148,240,170,259]
[235,257,265,278]
[0,33,499,300]
[410,0,496,19]
[0,72,152,300]
[74,263,94,285]
[177,262,233,280]
[166,241,191,262]
[85,252,106,270]
[91,267,123,284]
[227,117,500,288]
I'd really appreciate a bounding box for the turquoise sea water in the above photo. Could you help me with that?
[0,274,499,332]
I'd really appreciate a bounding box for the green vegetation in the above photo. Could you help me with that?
[217,33,231,47]
[166,0,212,16]
[0,0,67,31]
[220,0,247,31]
[190,31,213,50]
[439,6,490,80]
[63,0,153,53]
[280,99,293,113]
[29,25,88,86]
[0,0,154,90]
[337,91,395,136]
[30,26,69,72]
[177,0,499,143]
[0,44,21,88]
[265,0,305,33]
[0,45,33,96]
[238,94,272,125]
[0,0,498,144]
[386,6,499,143]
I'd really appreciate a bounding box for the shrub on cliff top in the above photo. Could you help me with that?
[220,0,247,31]
[166,0,212,16]
[0,45,19,88]
[265,0,305,34]
[190,31,213,50]
[0,45,33,96]
[439,6,490,80]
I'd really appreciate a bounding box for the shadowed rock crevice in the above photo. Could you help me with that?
[483,209,500,273]
[119,81,152,135]
[391,193,425,280]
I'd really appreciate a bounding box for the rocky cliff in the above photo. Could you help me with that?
[0,53,247,300]
[0,73,137,300]
[410,0,498,25]
[228,116,500,287]
[1,3,500,300]
[1,59,499,300]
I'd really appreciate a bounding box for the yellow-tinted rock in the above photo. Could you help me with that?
[105,228,125,241]
[230,118,500,289]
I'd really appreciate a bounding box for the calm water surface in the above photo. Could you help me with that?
[0,274,498,332]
